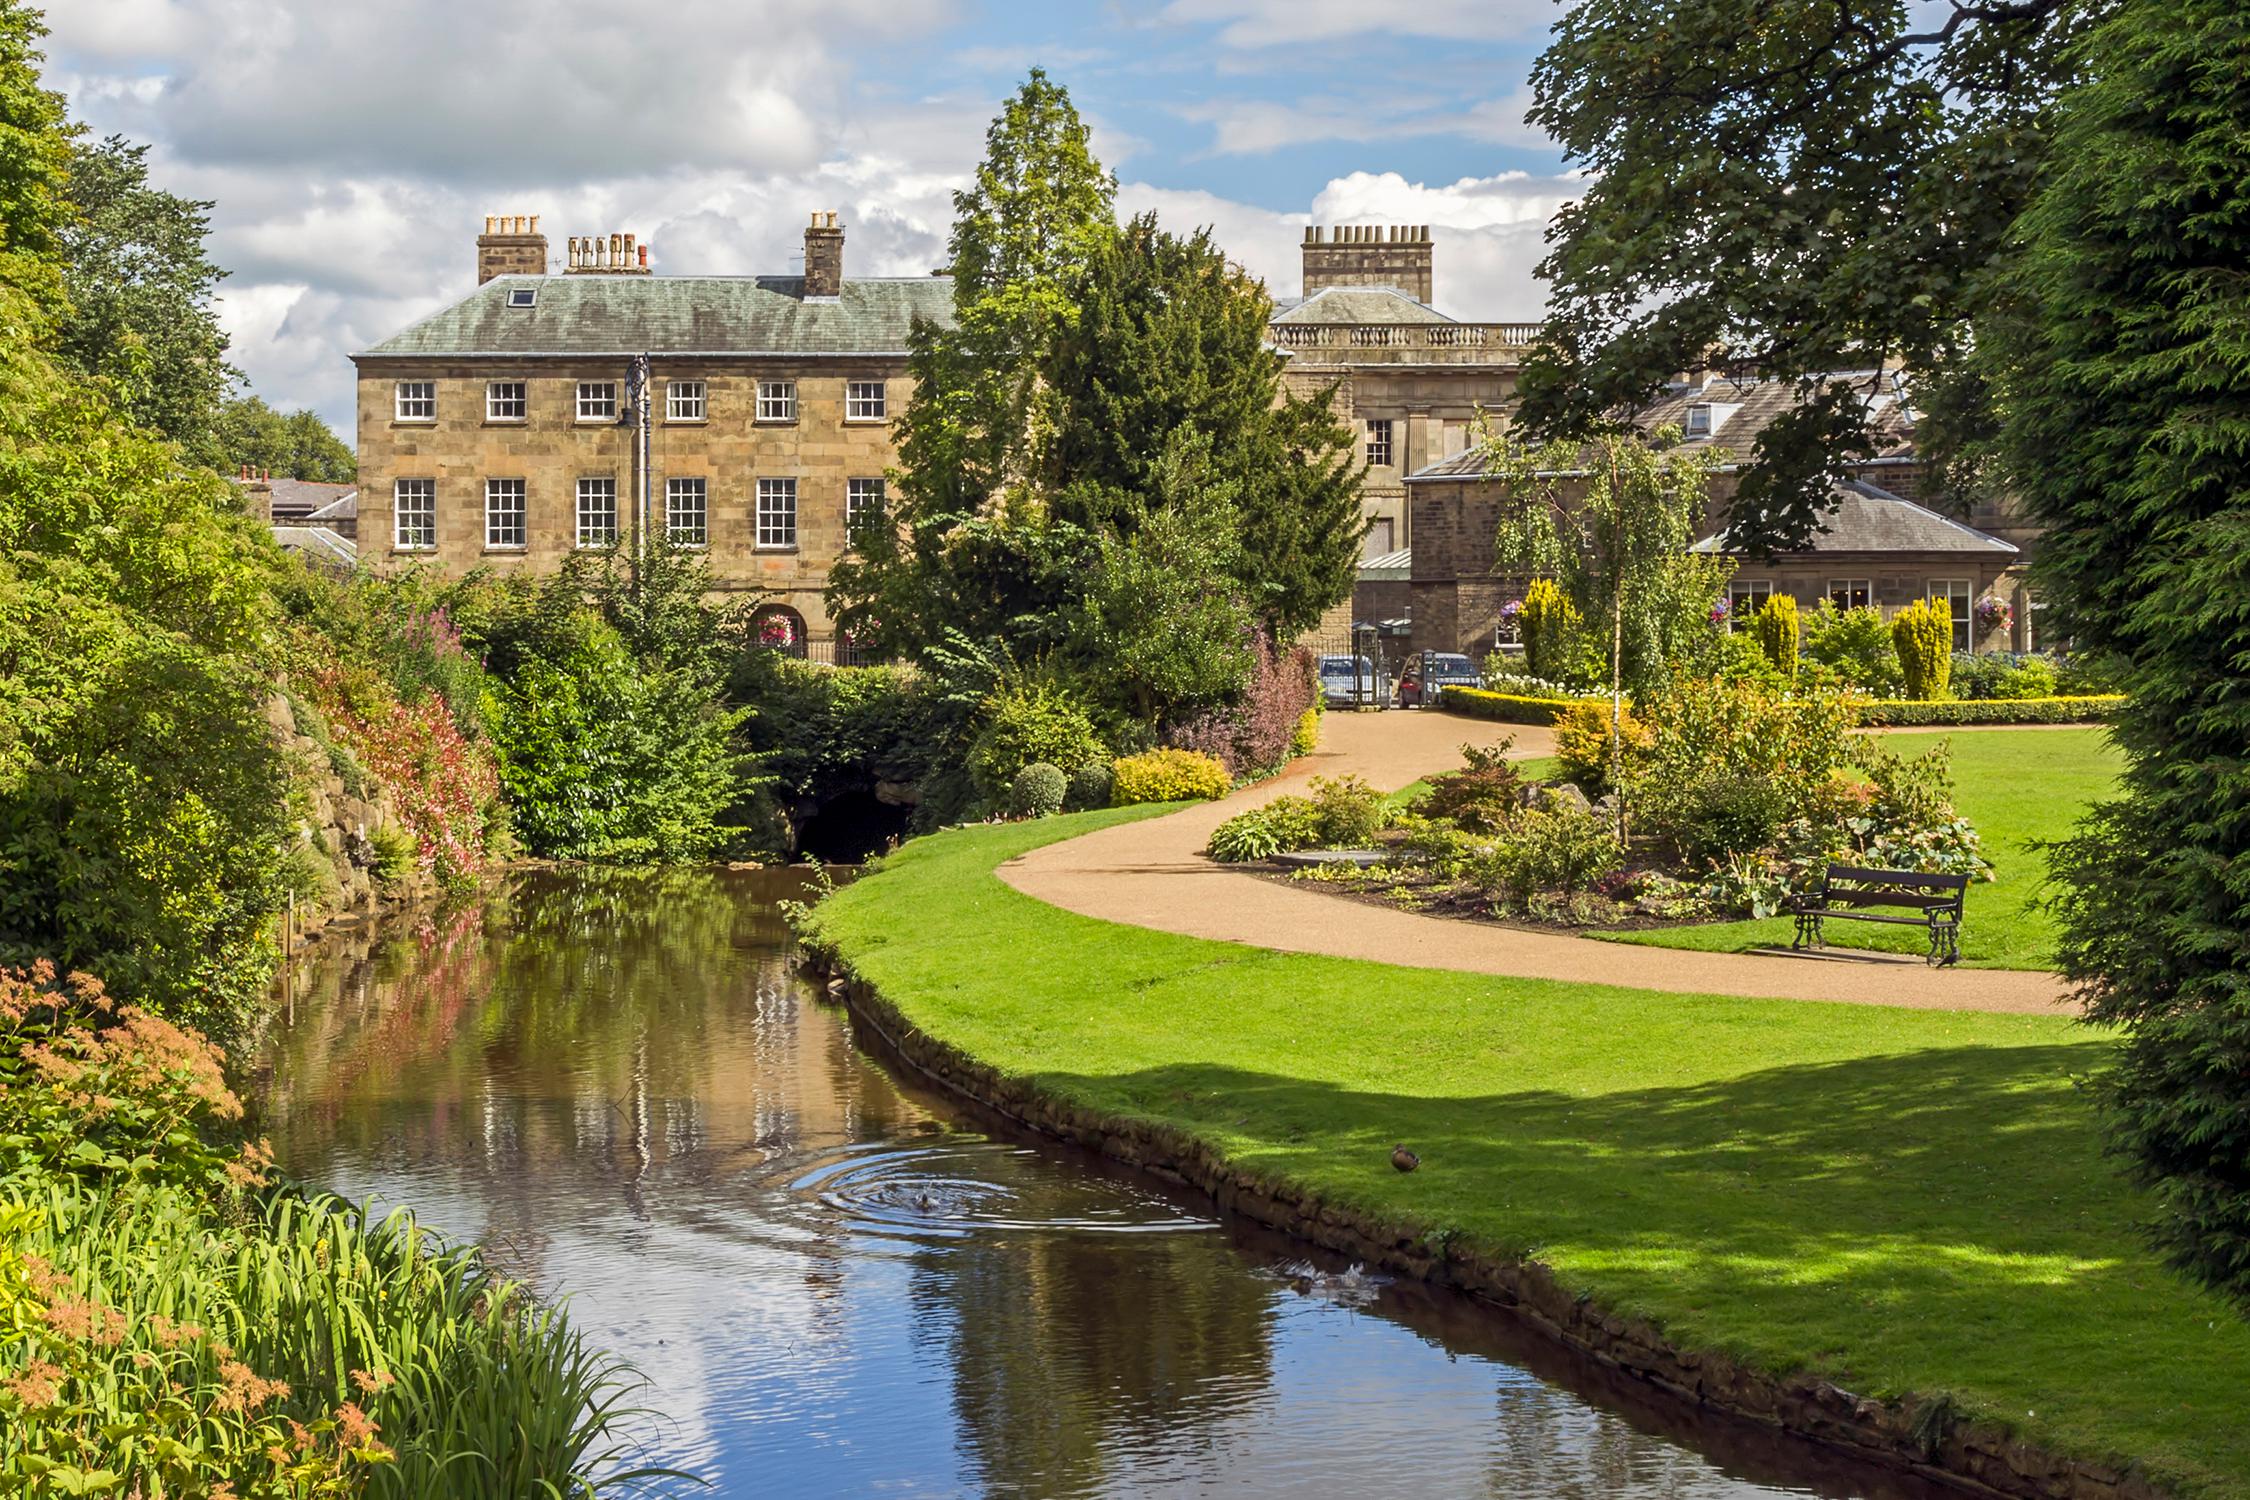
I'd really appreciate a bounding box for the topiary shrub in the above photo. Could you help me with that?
[1008,762,1067,818]
[1064,760,1114,812]
[1111,748,1230,805]
[967,684,1107,801]
[1891,599,1954,700]
[1206,796,1324,862]
[1552,699,1651,795]
[1519,578,1582,683]
[1752,594,1800,680]
[1289,705,1320,758]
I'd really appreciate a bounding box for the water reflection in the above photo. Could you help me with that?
[255,867,1918,1498]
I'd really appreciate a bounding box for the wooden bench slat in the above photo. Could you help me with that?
[1825,864,1969,892]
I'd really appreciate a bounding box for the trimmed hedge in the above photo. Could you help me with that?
[1439,686,1605,725]
[1854,695,2125,727]
[1111,748,1231,805]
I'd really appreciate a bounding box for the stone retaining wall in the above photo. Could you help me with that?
[796,940,2171,1500]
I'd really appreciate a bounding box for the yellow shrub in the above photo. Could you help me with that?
[1553,697,1651,792]
[1289,706,1320,758]
[1111,748,1231,805]
[1891,598,1955,699]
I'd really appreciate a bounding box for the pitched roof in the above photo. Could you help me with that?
[1403,371,1921,484]
[357,274,955,359]
[303,490,357,523]
[1358,547,1412,581]
[267,478,357,520]
[1690,479,2015,557]
[270,526,358,567]
[1270,286,1453,326]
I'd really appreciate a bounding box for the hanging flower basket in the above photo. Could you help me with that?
[757,613,798,648]
[1709,597,1732,626]
[1974,594,2013,634]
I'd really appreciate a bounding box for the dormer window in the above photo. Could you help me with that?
[1685,403,1713,438]
[506,287,538,308]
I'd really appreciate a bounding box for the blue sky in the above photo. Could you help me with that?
[43,0,1581,433]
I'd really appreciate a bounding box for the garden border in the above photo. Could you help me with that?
[1853,696,2125,727]
[792,935,2170,1500]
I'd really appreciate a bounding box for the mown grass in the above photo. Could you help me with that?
[806,805,2250,1498]
[1605,728,2121,970]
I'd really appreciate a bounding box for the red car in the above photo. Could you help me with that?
[1396,652,1481,708]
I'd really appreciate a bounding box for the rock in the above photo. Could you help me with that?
[1523,782,1593,815]
[873,779,923,807]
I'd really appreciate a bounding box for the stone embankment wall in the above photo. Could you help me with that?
[261,692,438,948]
[797,942,2172,1500]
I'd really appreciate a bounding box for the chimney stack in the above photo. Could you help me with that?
[564,230,652,275]
[802,210,844,301]
[1300,223,1434,305]
[476,213,547,285]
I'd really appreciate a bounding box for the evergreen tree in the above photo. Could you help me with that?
[1996,0,2250,1307]
[56,134,235,450]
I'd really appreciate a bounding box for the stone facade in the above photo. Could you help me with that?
[1299,224,1435,304]
[355,214,939,645]
[474,215,548,285]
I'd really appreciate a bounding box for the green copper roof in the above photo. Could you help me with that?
[1269,287,1453,326]
[356,275,955,359]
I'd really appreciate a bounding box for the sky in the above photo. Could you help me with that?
[41,0,1585,438]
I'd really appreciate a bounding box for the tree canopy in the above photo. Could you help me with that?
[1519,0,2093,551]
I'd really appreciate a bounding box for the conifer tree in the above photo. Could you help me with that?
[1998,0,2250,1307]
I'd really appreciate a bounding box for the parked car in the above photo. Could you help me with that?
[1395,652,1481,708]
[1318,654,1383,708]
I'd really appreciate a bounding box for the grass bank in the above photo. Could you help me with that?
[805,806,2249,1497]
[1603,728,2120,969]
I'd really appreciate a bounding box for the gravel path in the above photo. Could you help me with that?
[999,710,2075,1015]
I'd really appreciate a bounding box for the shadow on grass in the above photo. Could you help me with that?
[1031,1042,2248,1482]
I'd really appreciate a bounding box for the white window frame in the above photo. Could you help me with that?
[392,478,436,550]
[756,380,797,423]
[844,380,887,422]
[756,477,797,549]
[1685,403,1713,438]
[394,381,435,422]
[576,382,618,423]
[506,287,538,308]
[1727,579,1773,628]
[845,477,884,539]
[666,477,708,547]
[576,477,618,549]
[1366,419,1394,468]
[1828,578,1872,611]
[486,381,526,422]
[484,478,526,550]
[666,380,707,422]
[1927,578,1973,652]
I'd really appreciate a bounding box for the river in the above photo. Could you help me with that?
[254,865,1933,1498]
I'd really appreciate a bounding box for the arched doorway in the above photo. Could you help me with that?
[749,604,809,660]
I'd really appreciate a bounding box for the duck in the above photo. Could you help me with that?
[1391,1145,1420,1173]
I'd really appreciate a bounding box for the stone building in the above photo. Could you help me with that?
[1270,226,1538,568]
[353,213,948,650]
[1401,371,2039,662]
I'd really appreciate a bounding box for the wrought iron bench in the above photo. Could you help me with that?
[1789,864,1969,967]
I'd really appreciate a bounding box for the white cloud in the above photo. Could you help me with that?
[1155,0,1551,48]
[1181,89,1557,157]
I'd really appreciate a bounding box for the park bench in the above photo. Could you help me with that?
[1789,864,1968,967]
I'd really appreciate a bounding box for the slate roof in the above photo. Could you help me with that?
[1690,480,2015,557]
[1403,371,1920,484]
[303,490,357,523]
[357,274,955,359]
[1270,286,1453,326]
[267,478,357,520]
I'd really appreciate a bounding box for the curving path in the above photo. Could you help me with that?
[1000,709,2073,1014]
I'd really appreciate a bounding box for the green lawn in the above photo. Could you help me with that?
[807,804,2250,1498]
[1606,728,2122,970]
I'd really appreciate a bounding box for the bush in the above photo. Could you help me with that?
[1852,695,2124,726]
[968,683,1107,800]
[1289,706,1320,758]
[1949,650,2063,701]
[1891,598,1954,699]
[1065,760,1114,812]
[1111,748,1230,804]
[1634,677,1853,861]
[1552,699,1651,795]
[1519,579,1583,683]
[1206,796,1323,862]
[1007,762,1068,818]
[1438,687,1601,725]
[1476,667,1573,699]
[1802,601,1904,695]
[1417,741,1524,835]
[1162,637,1318,777]
[1308,775,1387,847]
[1466,807,1623,911]
[1752,594,1801,679]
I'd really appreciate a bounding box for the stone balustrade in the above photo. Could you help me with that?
[1268,322,1544,355]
